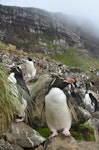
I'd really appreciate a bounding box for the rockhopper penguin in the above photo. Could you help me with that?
[25,57,36,79]
[68,83,83,106]
[8,66,33,126]
[45,76,76,138]
[84,82,99,112]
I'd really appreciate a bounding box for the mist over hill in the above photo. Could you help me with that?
[0,4,99,58]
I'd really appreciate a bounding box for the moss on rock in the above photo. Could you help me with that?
[35,127,51,138]
[71,123,96,141]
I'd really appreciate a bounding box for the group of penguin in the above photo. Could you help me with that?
[68,81,99,112]
[7,57,99,138]
[45,76,99,138]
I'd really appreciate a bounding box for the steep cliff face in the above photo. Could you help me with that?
[0,4,99,57]
[0,4,83,53]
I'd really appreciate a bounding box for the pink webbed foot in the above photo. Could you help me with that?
[62,129,71,136]
[49,130,58,138]
[15,117,24,123]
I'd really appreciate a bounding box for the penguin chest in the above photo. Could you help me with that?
[84,93,94,112]
[45,88,72,131]
[84,93,92,105]
[26,61,36,77]
[8,73,17,84]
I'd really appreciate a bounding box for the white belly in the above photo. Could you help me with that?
[26,61,36,78]
[84,93,91,105]
[84,93,94,111]
[45,88,72,132]
[8,73,17,84]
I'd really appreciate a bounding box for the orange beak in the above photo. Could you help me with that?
[64,78,75,83]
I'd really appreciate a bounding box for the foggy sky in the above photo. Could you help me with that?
[0,0,99,34]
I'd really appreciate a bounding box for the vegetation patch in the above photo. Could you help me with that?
[0,68,14,133]
[36,123,95,141]
[71,123,96,141]
[35,127,51,138]
[0,67,25,134]
[51,48,99,71]
[51,48,83,68]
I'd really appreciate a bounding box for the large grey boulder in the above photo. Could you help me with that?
[44,134,99,150]
[3,122,46,148]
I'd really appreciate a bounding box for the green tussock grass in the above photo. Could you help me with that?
[0,67,24,133]
[0,68,14,133]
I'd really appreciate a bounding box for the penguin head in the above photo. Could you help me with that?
[9,66,23,79]
[89,93,94,99]
[28,57,32,61]
[49,76,76,91]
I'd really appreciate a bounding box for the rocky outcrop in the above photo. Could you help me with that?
[0,5,82,52]
[44,135,78,150]
[3,122,46,148]
[44,135,99,150]
[0,50,99,150]
[1,4,99,57]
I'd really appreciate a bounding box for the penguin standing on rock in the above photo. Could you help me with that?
[25,57,36,80]
[45,76,76,138]
[68,84,83,106]
[8,66,33,126]
[84,83,99,112]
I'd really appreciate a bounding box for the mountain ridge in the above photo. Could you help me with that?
[0,4,99,58]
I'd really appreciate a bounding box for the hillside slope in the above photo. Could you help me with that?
[0,4,99,58]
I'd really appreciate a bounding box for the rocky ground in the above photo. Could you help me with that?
[0,49,99,150]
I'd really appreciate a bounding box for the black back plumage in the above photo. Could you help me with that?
[10,66,30,95]
[85,82,89,94]
[89,93,99,111]
[70,84,83,106]
[10,66,33,126]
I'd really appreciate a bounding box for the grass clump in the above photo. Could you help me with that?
[71,123,96,141]
[0,41,7,50]
[0,67,24,133]
[0,68,14,133]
